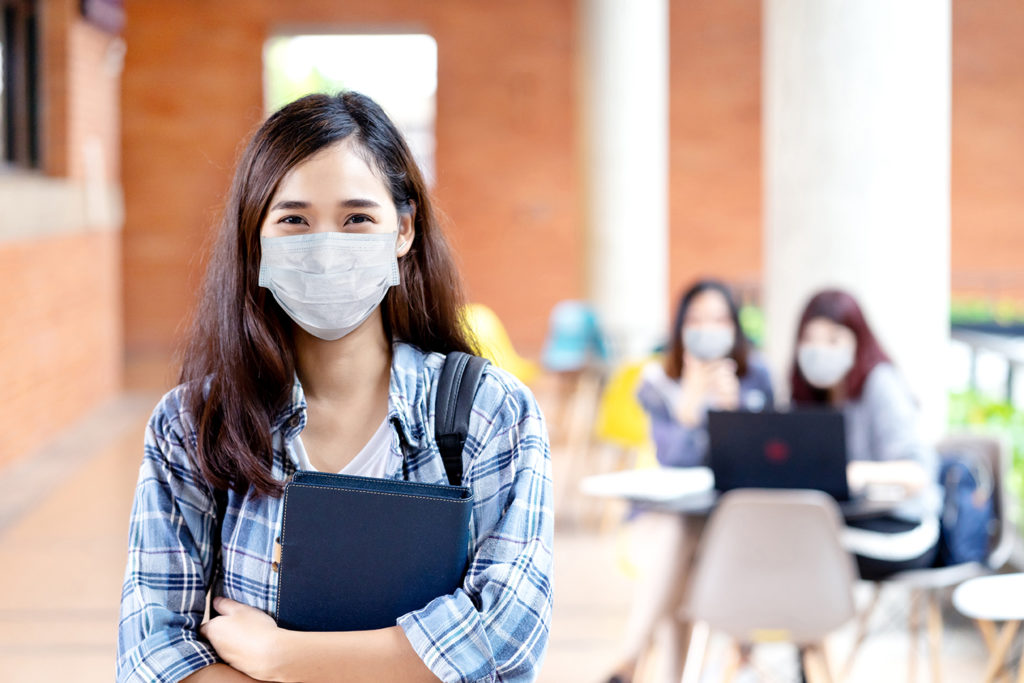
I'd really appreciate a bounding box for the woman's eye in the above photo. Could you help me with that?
[347,214,373,225]
[279,215,307,226]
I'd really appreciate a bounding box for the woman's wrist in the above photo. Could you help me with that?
[674,392,702,427]
[267,628,305,683]
[262,625,437,683]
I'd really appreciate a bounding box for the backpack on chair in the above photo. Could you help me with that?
[936,450,996,567]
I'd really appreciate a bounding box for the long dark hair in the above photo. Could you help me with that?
[663,279,750,380]
[180,92,474,497]
[790,289,890,405]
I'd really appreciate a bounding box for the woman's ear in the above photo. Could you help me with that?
[397,201,416,258]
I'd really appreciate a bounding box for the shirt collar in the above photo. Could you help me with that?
[272,341,430,451]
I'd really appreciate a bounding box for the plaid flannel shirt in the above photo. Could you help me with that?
[117,342,553,682]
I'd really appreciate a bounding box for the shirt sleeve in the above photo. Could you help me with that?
[863,364,938,478]
[636,377,707,468]
[117,389,220,683]
[750,360,776,410]
[397,371,554,683]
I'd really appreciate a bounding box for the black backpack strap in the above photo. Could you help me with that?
[207,486,229,619]
[435,352,490,487]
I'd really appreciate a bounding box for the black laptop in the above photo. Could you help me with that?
[707,409,853,501]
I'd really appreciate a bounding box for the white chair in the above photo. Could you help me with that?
[686,489,857,682]
[841,433,1017,683]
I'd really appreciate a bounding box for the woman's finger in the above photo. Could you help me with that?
[212,596,242,614]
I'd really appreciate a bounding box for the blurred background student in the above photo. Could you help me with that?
[605,279,773,683]
[791,289,942,579]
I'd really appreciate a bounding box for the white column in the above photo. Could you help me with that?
[763,0,952,439]
[580,0,669,360]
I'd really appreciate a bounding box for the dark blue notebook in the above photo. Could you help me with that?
[274,471,473,632]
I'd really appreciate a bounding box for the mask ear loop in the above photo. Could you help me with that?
[397,239,408,253]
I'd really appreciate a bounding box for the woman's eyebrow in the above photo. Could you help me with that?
[268,198,383,211]
[339,198,382,209]
[269,200,310,211]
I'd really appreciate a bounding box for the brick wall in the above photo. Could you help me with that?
[121,0,581,359]
[0,4,123,468]
[668,0,762,303]
[0,231,121,465]
[120,0,1024,366]
[952,0,1024,300]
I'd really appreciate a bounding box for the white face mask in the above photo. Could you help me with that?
[683,325,735,361]
[797,344,855,389]
[258,231,401,341]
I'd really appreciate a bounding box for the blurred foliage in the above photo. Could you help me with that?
[738,297,1024,349]
[949,390,1024,525]
[264,39,347,113]
[951,297,1024,326]
[739,304,764,348]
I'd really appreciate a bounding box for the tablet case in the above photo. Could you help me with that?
[273,352,489,632]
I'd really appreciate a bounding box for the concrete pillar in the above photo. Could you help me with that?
[580,0,670,360]
[763,0,952,439]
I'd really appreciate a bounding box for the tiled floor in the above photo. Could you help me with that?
[0,384,1007,682]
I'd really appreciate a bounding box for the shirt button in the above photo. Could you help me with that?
[287,414,301,429]
[272,561,279,572]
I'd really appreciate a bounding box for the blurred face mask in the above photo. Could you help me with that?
[683,325,735,362]
[258,231,401,341]
[797,344,855,389]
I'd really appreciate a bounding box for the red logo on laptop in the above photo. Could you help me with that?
[764,439,790,464]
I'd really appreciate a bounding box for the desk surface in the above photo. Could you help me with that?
[579,466,714,501]
[580,467,900,519]
[953,574,1024,621]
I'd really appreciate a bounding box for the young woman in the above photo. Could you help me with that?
[117,92,553,683]
[605,280,774,683]
[639,279,774,468]
[791,289,941,579]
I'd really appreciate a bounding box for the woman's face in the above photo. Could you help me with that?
[799,317,856,351]
[682,289,736,362]
[260,138,414,253]
[797,317,857,389]
[684,289,733,330]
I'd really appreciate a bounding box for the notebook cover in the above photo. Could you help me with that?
[275,471,473,632]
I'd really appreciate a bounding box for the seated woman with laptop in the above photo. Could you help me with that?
[790,289,942,579]
[604,280,774,683]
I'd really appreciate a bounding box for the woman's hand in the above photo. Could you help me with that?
[705,359,740,411]
[676,359,711,426]
[677,357,739,426]
[847,460,929,499]
[200,598,288,682]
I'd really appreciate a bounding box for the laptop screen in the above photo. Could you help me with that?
[706,410,851,501]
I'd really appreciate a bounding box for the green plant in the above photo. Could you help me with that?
[264,38,348,114]
[739,304,764,348]
[948,390,1024,526]
[950,297,1024,326]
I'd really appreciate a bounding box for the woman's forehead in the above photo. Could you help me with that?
[272,139,390,203]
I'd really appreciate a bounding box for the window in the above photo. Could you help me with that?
[263,33,438,184]
[1,0,40,170]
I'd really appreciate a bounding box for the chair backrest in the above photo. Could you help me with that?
[461,303,539,385]
[936,432,1015,570]
[687,489,856,645]
[541,300,609,372]
[592,358,651,450]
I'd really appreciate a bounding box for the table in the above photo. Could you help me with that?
[580,466,901,520]
[952,573,1024,683]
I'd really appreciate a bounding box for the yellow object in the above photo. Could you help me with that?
[462,303,540,385]
[751,628,792,643]
[593,359,653,452]
[596,358,660,579]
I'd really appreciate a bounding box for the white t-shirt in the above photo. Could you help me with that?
[290,417,392,478]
